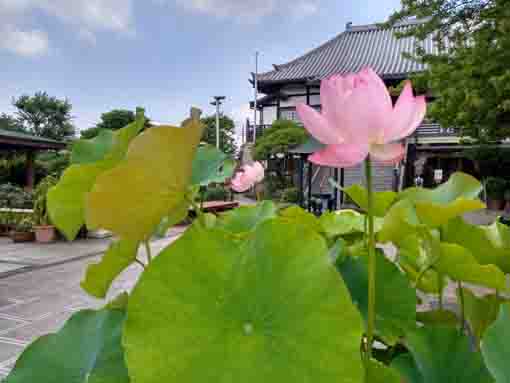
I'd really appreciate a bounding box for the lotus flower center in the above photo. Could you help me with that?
[243,322,254,335]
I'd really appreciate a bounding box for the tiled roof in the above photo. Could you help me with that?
[0,128,67,149]
[257,19,439,84]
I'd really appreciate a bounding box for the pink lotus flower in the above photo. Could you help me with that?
[296,68,426,167]
[230,161,265,192]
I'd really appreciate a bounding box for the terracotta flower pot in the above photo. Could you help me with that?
[10,231,35,243]
[34,225,56,243]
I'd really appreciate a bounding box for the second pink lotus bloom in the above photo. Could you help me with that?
[231,161,265,192]
[296,67,426,168]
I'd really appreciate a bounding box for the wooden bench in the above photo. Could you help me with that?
[200,201,239,214]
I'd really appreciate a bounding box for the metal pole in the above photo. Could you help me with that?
[253,51,259,143]
[215,100,220,149]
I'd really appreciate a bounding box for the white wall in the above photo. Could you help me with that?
[261,106,277,125]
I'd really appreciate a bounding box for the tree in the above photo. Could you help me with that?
[0,113,25,133]
[80,109,151,139]
[389,0,510,141]
[252,119,308,160]
[200,115,237,156]
[13,92,75,140]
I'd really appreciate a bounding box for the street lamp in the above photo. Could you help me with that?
[210,96,226,149]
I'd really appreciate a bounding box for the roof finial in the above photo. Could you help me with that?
[345,21,352,31]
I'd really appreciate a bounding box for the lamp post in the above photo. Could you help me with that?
[210,96,226,149]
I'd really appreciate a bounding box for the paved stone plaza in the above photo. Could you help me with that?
[0,229,185,379]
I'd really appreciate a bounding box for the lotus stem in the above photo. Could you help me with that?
[145,241,152,265]
[458,281,465,332]
[364,156,376,365]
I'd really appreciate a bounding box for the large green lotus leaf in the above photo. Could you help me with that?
[397,234,443,293]
[47,110,146,240]
[460,287,504,343]
[399,172,484,226]
[416,309,458,327]
[48,163,109,240]
[71,129,115,165]
[336,247,417,343]
[5,307,128,383]
[124,219,364,383]
[343,184,397,217]
[405,326,492,383]
[279,205,323,233]
[81,239,139,298]
[391,353,423,383]
[218,200,277,234]
[87,118,204,242]
[191,145,235,186]
[436,243,506,290]
[443,217,510,273]
[319,209,365,237]
[378,199,422,245]
[481,304,510,383]
[367,359,402,383]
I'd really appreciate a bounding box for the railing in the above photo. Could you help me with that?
[414,123,459,138]
[246,122,458,143]
[245,124,272,143]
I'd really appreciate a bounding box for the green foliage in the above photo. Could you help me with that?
[80,109,151,139]
[398,172,485,226]
[0,113,24,133]
[81,239,139,298]
[486,177,507,200]
[459,287,504,342]
[390,0,510,141]
[124,219,365,383]
[280,187,299,203]
[343,184,397,217]
[0,183,33,209]
[5,306,128,383]
[252,119,308,160]
[481,304,510,383]
[85,115,204,242]
[13,91,75,139]
[404,326,492,383]
[14,217,34,232]
[191,145,235,186]
[14,107,510,383]
[217,200,277,234]
[47,109,147,240]
[337,247,417,343]
[32,175,58,226]
[202,185,228,201]
[200,114,237,156]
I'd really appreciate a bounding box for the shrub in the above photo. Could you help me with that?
[486,177,506,199]
[0,183,33,209]
[33,175,58,225]
[281,187,299,203]
[203,185,228,201]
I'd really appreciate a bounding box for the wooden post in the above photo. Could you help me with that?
[25,150,35,190]
[307,159,313,212]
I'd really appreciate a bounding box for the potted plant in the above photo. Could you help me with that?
[9,217,35,243]
[33,175,58,243]
[485,177,506,210]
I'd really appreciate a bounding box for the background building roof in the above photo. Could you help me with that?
[0,128,67,150]
[256,19,439,84]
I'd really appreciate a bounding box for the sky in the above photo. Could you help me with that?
[0,0,401,133]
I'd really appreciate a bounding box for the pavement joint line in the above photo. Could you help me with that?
[0,313,29,323]
[0,337,28,346]
[0,233,182,280]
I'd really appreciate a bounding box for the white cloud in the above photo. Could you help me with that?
[0,25,49,57]
[0,0,133,55]
[174,0,319,21]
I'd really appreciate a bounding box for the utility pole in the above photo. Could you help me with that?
[253,51,259,143]
[210,96,226,149]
